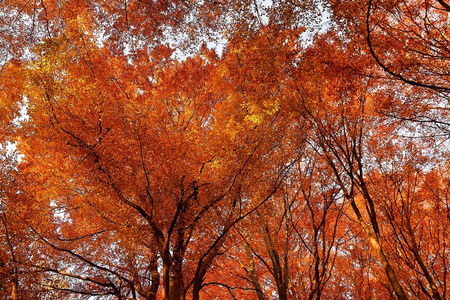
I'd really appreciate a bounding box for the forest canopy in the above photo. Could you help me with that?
[1,0,450,299]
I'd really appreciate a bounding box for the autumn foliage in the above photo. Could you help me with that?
[1,0,450,299]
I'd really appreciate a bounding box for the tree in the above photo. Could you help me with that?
[289,28,450,298]
[15,5,302,298]
[327,0,450,134]
[0,0,450,299]
[219,153,348,300]
[290,33,409,299]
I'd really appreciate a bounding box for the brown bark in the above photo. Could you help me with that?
[11,281,18,300]
[162,261,185,300]
[350,199,408,300]
[262,224,288,300]
[148,253,160,300]
[244,240,265,300]
[406,224,441,300]
[168,272,184,300]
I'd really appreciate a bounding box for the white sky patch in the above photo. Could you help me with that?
[13,96,29,126]
[4,141,18,156]
[299,3,333,47]
[50,200,74,226]
[252,0,272,25]
[205,32,228,57]
[1,97,30,164]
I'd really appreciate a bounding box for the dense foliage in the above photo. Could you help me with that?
[1,0,450,299]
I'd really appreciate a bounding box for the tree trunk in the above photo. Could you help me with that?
[244,240,265,300]
[168,273,184,300]
[11,281,18,300]
[262,225,288,300]
[350,199,408,300]
[148,253,160,300]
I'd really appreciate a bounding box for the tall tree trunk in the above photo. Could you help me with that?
[148,253,160,300]
[162,258,185,300]
[407,228,441,300]
[11,280,18,300]
[162,256,170,300]
[262,225,288,300]
[350,199,408,300]
[168,272,184,300]
[244,240,265,300]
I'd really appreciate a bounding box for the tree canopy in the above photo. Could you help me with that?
[1,0,450,299]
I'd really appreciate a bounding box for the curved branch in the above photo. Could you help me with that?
[437,0,450,11]
[366,0,450,92]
